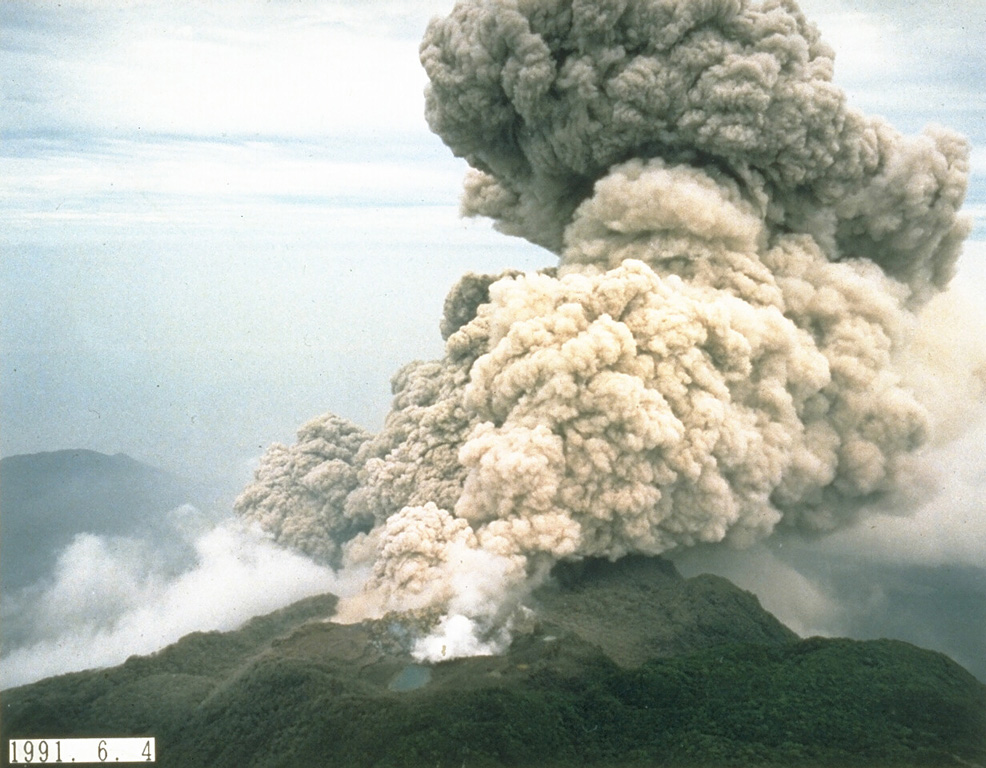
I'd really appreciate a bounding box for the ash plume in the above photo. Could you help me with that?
[236,0,971,658]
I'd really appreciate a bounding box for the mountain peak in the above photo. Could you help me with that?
[6,556,983,767]
[0,448,207,592]
[531,555,798,667]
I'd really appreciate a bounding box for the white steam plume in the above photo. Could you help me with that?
[236,0,971,657]
[0,510,363,690]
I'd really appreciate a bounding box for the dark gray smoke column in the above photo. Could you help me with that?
[421,0,968,298]
[237,0,970,659]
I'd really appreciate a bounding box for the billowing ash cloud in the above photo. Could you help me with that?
[421,0,968,301]
[235,0,971,658]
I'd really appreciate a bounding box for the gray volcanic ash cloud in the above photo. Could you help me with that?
[235,0,972,658]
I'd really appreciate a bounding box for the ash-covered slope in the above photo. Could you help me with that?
[4,557,984,768]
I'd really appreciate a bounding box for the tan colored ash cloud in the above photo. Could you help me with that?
[233,414,371,566]
[235,0,972,658]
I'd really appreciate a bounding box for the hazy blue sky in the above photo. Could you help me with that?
[2,0,985,488]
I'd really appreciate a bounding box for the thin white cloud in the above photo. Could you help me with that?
[2,1,446,139]
[95,31,426,137]
[798,0,986,134]
[802,8,905,84]
[0,137,463,232]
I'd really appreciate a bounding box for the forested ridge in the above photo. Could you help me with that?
[4,559,984,767]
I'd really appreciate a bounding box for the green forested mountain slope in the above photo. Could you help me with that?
[3,558,984,768]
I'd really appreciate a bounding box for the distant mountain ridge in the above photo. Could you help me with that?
[4,556,984,767]
[0,449,214,592]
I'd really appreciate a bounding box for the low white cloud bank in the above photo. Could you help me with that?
[0,511,361,690]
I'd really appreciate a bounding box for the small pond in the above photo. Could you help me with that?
[388,664,432,692]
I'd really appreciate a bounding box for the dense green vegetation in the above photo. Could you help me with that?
[4,562,984,767]
[5,632,984,768]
